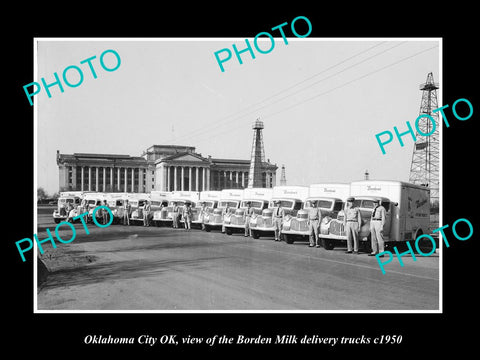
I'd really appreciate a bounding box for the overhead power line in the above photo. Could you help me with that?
[165,41,396,145]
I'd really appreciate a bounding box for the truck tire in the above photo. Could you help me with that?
[251,230,260,239]
[225,228,232,235]
[413,229,434,253]
[321,238,335,250]
[54,218,60,224]
[284,234,294,244]
[205,225,211,232]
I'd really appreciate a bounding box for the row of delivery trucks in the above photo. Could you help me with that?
[51,180,431,251]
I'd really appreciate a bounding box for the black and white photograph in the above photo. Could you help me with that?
[33,37,441,312]
[7,5,478,356]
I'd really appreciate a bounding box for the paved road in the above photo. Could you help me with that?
[36,211,439,311]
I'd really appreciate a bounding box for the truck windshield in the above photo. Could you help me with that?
[305,200,333,209]
[241,200,263,209]
[218,201,238,208]
[59,198,74,204]
[169,201,186,207]
[202,201,215,208]
[269,200,294,209]
[355,199,390,211]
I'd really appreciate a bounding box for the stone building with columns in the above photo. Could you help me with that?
[56,145,277,193]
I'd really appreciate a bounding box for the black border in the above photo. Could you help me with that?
[7,4,478,356]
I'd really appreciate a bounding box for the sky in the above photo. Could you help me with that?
[36,38,440,195]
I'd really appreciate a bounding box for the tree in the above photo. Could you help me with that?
[37,187,48,200]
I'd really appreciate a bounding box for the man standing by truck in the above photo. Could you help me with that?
[307,201,322,247]
[244,201,255,237]
[369,199,386,256]
[172,201,180,228]
[272,200,284,241]
[199,202,207,231]
[123,199,131,226]
[143,200,151,227]
[183,202,192,231]
[344,197,362,254]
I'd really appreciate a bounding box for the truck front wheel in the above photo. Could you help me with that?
[321,238,335,250]
[284,234,294,244]
[251,230,260,239]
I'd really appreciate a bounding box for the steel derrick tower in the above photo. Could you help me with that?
[409,72,440,223]
[280,165,287,186]
[248,119,266,188]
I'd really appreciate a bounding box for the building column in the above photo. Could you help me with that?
[174,166,178,191]
[202,168,206,191]
[88,167,92,191]
[206,168,210,191]
[195,167,199,191]
[102,167,106,192]
[124,168,128,192]
[117,168,121,192]
[166,166,171,192]
[139,168,143,193]
[272,171,276,188]
[181,166,185,191]
[131,168,135,192]
[81,167,85,191]
[93,167,98,192]
[188,167,192,191]
[110,167,114,191]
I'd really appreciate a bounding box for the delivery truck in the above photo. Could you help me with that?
[52,191,84,223]
[223,187,273,235]
[203,189,244,232]
[319,180,430,251]
[250,185,309,239]
[281,183,350,244]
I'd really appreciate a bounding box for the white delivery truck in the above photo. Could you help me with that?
[105,192,129,224]
[282,183,350,244]
[250,185,309,240]
[52,191,84,223]
[128,193,150,225]
[224,188,273,235]
[150,191,171,227]
[83,192,107,223]
[319,180,430,251]
[203,189,244,232]
[156,191,200,226]
[194,191,222,228]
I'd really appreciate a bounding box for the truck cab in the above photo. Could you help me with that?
[52,191,83,223]
[104,193,129,224]
[128,193,150,225]
[203,189,244,232]
[282,197,344,244]
[224,188,273,235]
[150,191,171,226]
[319,180,430,251]
[249,186,309,239]
[282,183,350,244]
[82,192,106,223]
[156,191,199,226]
[194,191,221,228]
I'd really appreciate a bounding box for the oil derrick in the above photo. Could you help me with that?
[409,72,439,229]
[280,165,287,186]
[248,119,266,188]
